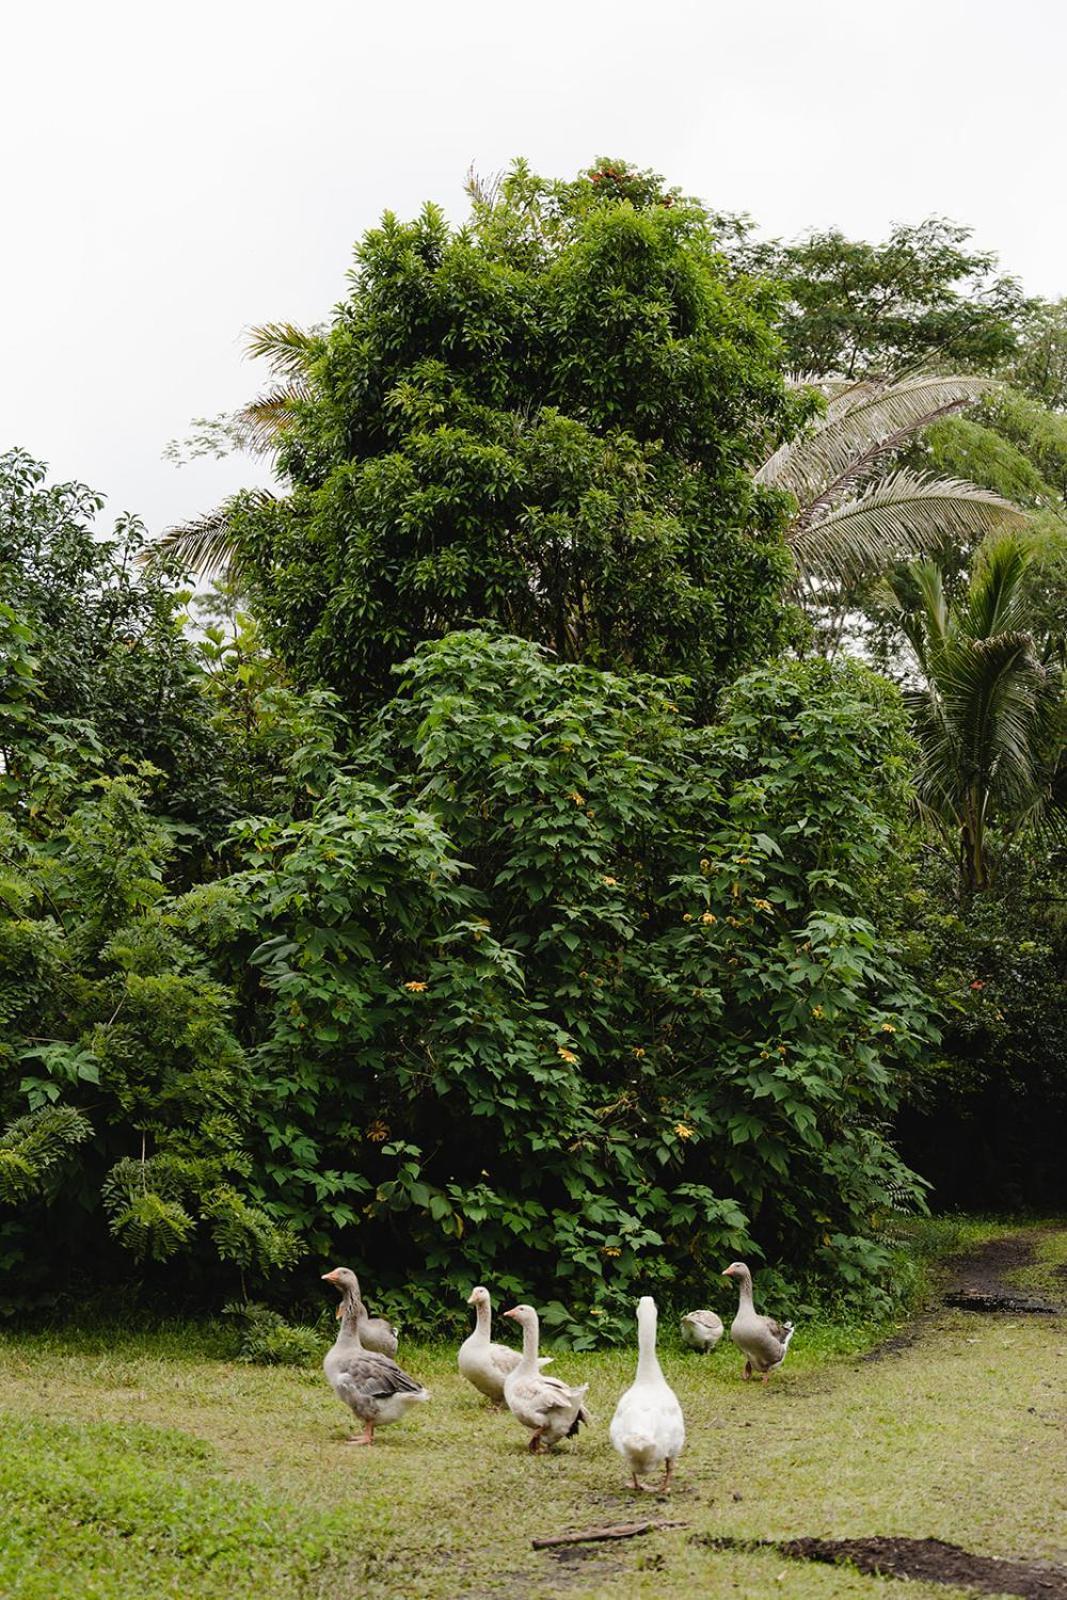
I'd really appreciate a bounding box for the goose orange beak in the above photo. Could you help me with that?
[502,1308,518,1319]
[322,1270,343,1284]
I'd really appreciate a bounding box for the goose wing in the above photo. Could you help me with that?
[334,1350,424,1401]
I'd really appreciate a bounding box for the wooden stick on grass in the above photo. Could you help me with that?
[532,1519,687,1550]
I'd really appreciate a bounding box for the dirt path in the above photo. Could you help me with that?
[943,1229,1063,1314]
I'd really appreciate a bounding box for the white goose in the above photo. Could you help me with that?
[610,1296,685,1493]
[458,1285,552,1404]
[502,1304,590,1452]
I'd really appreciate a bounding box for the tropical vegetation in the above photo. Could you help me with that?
[1,158,1064,1329]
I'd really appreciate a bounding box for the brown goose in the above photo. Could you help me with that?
[722,1261,794,1382]
[321,1268,429,1445]
[323,1266,398,1356]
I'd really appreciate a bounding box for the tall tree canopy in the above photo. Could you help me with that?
[769,219,1027,380]
[159,161,809,716]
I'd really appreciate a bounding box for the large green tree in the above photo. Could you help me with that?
[0,448,222,836]
[154,161,808,716]
[768,219,1027,379]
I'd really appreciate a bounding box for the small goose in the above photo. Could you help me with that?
[502,1304,590,1452]
[722,1261,794,1382]
[680,1309,724,1351]
[458,1285,552,1404]
[324,1265,398,1357]
[610,1296,685,1493]
[322,1268,429,1444]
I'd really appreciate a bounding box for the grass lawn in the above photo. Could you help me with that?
[2,1224,1065,1600]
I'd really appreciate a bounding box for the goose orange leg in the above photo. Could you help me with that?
[528,1428,544,1453]
[742,1359,752,1381]
[346,1423,375,1446]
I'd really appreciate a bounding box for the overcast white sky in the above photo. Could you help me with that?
[4,0,1065,537]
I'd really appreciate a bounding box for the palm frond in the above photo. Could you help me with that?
[245,322,320,381]
[236,386,308,454]
[759,374,999,501]
[141,489,275,582]
[789,471,1024,586]
[963,532,1037,639]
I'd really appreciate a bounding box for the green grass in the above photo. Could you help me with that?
[2,1222,1065,1600]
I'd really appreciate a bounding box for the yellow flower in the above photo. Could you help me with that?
[682,913,693,922]
[568,790,586,806]
[881,1022,896,1033]
[403,980,428,992]
[558,1046,579,1064]
[602,875,618,886]
[674,1122,695,1140]
[701,911,717,925]
[811,1005,824,1019]
[633,1047,646,1059]
[753,899,772,912]
[366,1119,390,1143]
[601,1246,621,1257]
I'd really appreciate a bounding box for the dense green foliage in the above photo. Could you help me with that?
[3,158,1064,1329]
[196,162,805,717]
[900,849,1067,1209]
[765,219,1027,379]
[0,449,224,835]
[880,535,1065,893]
[198,633,929,1332]
[0,775,299,1300]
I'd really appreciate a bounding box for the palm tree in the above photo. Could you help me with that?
[757,374,1025,642]
[881,533,1065,894]
[148,322,318,579]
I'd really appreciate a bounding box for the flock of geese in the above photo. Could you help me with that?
[321,1260,795,1492]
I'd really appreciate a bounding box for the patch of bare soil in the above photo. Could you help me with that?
[699,1536,1067,1598]
[943,1231,1061,1313]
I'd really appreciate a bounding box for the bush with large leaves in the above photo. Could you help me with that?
[214,632,933,1337]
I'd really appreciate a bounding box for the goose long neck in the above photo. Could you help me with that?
[736,1271,755,1311]
[473,1299,491,1340]
[517,1313,540,1372]
[636,1306,662,1382]
[337,1292,365,1348]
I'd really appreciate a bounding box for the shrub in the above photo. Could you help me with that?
[216,632,933,1338]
